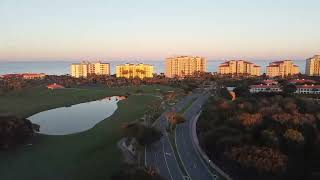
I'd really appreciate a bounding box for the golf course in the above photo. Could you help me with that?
[0,85,180,180]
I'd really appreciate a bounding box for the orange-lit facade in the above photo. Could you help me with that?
[218,60,260,76]
[116,63,154,79]
[306,55,320,76]
[71,61,110,78]
[165,56,207,78]
[266,60,299,77]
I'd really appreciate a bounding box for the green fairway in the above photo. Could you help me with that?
[0,85,178,118]
[0,85,181,180]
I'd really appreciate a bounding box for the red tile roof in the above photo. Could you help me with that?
[296,84,320,89]
[219,65,229,67]
[267,65,279,67]
[271,61,284,64]
[289,79,317,84]
[262,79,278,84]
[47,83,65,89]
[250,84,280,88]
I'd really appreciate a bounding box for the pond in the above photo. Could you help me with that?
[28,96,126,135]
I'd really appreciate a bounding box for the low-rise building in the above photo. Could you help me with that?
[116,63,154,79]
[262,79,278,85]
[249,84,282,93]
[47,83,65,90]
[22,73,46,79]
[295,84,320,94]
[288,79,317,84]
[218,60,260,76]
[1,73,46,79]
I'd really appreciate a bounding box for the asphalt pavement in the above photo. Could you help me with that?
[147,92,224,180]
[146,94,196,180]
[176,93,224,180]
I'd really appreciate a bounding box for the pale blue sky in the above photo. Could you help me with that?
[0,0,319,61]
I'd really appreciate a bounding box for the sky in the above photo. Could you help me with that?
[0,0,319,61]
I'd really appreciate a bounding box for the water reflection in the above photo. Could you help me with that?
[28,96,126,135]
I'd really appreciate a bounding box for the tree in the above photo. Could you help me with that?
[233,86,250,97]
[0,116,39,149]
[122,123,162,146]
[225,145,288,174]
[283,84,297,94]
[238,112,262,127]
[165,112,185,130]
[284,129,304,144]
[111,164,165,180]
[220,88,233,100]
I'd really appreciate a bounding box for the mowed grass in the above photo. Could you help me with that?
[0,85,178,118]
[0,85,181,180]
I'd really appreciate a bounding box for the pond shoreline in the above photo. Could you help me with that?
[28,96,126,135]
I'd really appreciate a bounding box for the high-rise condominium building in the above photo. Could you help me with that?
[218,60,261,76]
[165,56,207,78]
[306,55,320,76]
[266,60,299,77]
[116,63,154,79]
[71,61,110,78]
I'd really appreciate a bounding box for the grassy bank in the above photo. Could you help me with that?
[0,85,178,118]
[0,85,181,180]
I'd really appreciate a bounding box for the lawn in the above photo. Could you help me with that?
[0,85,181,180]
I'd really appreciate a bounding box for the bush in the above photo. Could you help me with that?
[111,164,164,180]
[0,116,38,149]
[122,123,162,146]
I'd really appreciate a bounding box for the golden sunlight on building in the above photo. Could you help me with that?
[71,61,110,78]
[218,60,260,76]
[306,55,320,76]
[266,60,299,77]
[116,63,154,79]
[165,56,207,78]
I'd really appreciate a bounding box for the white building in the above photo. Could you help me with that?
[71,61,110,78]
[249,84,282,93]
[295,84,320,94]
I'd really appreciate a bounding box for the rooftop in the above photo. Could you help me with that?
[250,84,280,88]
[289,79,317,84]
[296,84,320,89]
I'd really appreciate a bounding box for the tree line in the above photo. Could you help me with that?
[197,94,320,180]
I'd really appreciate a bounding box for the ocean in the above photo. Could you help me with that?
[0,60,307,75]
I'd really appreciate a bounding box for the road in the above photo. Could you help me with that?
[146,94,197,180]
[146,91,225,180]
[176,93,224,180]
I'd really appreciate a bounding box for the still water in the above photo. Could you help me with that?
[28,96,126,135]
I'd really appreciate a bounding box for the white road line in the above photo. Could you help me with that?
[175,126,192,179]
[190,112,221,179]
[144,146,147,166]
[162,137,174,180]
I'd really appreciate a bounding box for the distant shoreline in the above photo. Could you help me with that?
[0,60,307,75]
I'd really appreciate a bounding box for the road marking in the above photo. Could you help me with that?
[144,146,147,166]
[178,93,223,180]
[162,137,174,180]
[190,111,222,179]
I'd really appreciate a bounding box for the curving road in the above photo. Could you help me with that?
[146,94,196,180]
[146,91,226,180]
[176,93,224,180]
